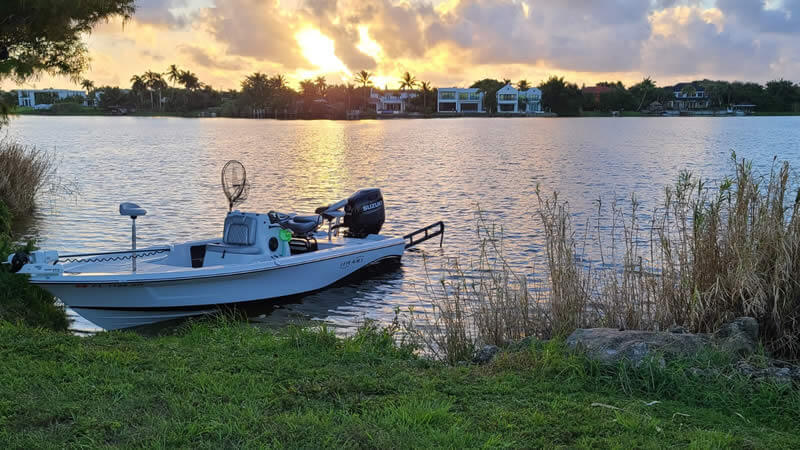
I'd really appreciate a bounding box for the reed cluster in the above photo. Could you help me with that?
[414,155,800,361]
[0,138,58,215]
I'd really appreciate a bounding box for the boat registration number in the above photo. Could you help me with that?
[340,256,364,270]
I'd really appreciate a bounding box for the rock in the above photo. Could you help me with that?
[734,360,800,384]
[715,317,759,356]
[566,328,709,367]
[508,336,539,351]
[473,344,500,364]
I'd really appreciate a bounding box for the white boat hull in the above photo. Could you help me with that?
[31,238,405,330]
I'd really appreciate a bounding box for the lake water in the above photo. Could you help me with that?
[6,115,800,332]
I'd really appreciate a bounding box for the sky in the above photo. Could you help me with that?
[6,0,800,91]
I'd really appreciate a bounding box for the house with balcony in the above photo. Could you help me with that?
[496,84,518,112]
[370,88,418,114]
[437,88,485,113]
[667,82,710,111]
[496,84,542,113]
[519,87,542,113]
[17,89,87,109]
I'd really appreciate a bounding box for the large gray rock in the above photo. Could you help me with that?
[566,317,760,366]
[473,344,500,364]
[566,328,710,366]
[715,317,759,356]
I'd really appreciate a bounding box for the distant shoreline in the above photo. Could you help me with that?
[11,108,800,119]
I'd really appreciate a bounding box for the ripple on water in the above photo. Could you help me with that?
[6,116,800,333]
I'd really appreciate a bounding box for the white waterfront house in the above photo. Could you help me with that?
[370,88,417,113]
[496,84,542,113]
[437,88,485,113]
[17,89,87,109]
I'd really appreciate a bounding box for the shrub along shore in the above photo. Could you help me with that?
[1,320,798,448]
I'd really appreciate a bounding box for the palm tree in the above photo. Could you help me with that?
[144,70,166,110]
[516,79,530,91]
[130,74,146,107]
[178,70,200,91]
[399,71,417,90]
[354,70,373,110]
[419,81,431,114]
[314,76,328,99]
[300,79,316,98]
[165,64,180,87]
[80,79,94,92]
[272,74,287,90]
[634,76,656,111]
[345,83,356,114]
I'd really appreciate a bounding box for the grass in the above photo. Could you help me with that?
[0,320,797,448]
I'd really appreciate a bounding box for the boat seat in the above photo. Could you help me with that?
[223,214,257,245]
[282,215,322,236]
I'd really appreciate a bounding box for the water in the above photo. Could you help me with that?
[6,116,800,332]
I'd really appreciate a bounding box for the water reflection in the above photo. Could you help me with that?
[6,116,800,333]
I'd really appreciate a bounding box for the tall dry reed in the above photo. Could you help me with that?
[415,154,800,362]
[405,213,549,363]
[0,138,59,215]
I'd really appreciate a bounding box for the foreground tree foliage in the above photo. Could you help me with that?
[0,0,135,81]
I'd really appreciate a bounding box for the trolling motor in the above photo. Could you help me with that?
[120,202,147,272]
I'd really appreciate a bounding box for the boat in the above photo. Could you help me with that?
[5,161,444,330]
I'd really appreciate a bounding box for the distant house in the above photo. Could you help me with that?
[582,85,614,103]
[370,88,417,113]
[667,83,710,110]
[17,89,87,109]
[496,84,542,113]
[437,88,485,113]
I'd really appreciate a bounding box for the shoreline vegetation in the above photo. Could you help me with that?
[3,70,800,120]
[10,105,800,119]
[1,320,798,448]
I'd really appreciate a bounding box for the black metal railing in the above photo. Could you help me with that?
[404,221,445,249]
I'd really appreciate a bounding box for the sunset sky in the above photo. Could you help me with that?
[6,0,800,91]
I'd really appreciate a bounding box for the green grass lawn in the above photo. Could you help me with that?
[1,321,797,448]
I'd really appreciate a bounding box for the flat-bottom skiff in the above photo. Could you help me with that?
[6,186,443,330]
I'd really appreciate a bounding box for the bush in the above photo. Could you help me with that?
[0,200,68,331]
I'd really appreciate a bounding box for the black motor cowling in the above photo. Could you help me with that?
[344,189,385,238]
[10,252,29,273]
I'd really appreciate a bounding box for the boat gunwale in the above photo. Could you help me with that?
[31,238,406,285]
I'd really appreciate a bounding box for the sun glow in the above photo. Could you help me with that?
[295,28,350,75]
[356,26,383,60]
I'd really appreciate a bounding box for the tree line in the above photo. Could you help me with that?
[4,69,800,118]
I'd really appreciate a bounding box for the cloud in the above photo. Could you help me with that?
[203,0,309,69]
[133,0,197,27]
[642,6,779,80]
[716,0,800,34]
[179,45,247,71]
[424,0,656,73]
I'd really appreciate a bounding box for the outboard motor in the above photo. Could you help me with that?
[343,189,385,237]
[8,251,29,273]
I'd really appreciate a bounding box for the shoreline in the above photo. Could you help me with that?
[12,109,800,119]
[1,320,798,447]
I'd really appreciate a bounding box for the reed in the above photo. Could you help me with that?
[0,138,57,215]
[405,213,549,362]
[417,154,800,362]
